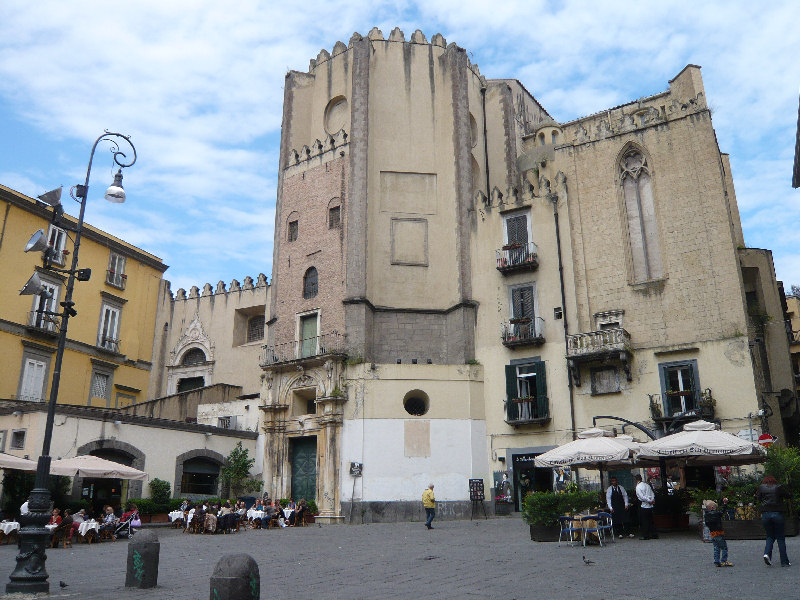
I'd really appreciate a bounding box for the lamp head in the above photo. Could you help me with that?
[104,169,126,203]
[37,187,62,207]
[20,272,49,296]
[24,229,48,253]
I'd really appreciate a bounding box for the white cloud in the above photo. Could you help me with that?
[1,0,798,288]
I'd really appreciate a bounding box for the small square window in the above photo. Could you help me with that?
[590,367,620,395]
[247,316,265,343]
[329,206,341,229]
[91,372,110,399]
[288,220,298,242]
[10,430,26,450]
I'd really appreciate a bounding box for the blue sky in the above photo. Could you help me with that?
[1,1,799,293]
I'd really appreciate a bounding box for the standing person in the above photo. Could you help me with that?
[635,474,657,540]
[605,477,633,538]
[757,475,792,566]
[422,483,436,530]
[704,499,733,567]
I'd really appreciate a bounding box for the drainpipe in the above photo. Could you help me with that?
[481,86,490,197]
[551,193,576,440]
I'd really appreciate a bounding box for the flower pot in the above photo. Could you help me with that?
[529,524,560,542]
[719,516,799,540]
[494,501,513,516]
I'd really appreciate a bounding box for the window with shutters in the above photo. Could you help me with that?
[502,211,532,267]
[91,372,110,400]
[658,360,700,418]
[29,280,60,332]
[504,361,549,423]
[620,146,663,283]
[299,312,318,358]
[106,252,127,289]
[19,358,47,401]
[510,284,535,321]
[97,303,122,352]
[47,225,68,266]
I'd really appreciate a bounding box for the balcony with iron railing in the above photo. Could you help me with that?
[501,316,545,348]
[505,395,550,426]
[106,269,127,290]
[98,337,120,353]
[260,331,346,367]
[26,311,60,336]
[649,388,715,424]
[496,242,538,274]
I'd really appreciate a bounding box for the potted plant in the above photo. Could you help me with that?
[502,243,522,251]
[494,495,513,516]
[522,489,599,542]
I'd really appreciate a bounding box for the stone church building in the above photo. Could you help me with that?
[146,27,795,522]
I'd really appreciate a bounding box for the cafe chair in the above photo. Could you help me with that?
[596,512,615,544]
[581,515,603,547]
[558,516,583,547]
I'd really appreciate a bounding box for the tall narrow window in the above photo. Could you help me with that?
[107,252,127,289]
[303,267,318,299]
[659,360,700,417]
[47,225,67,266]
[503,212,530,266]
[620,147,662,282]
[98,304,121,352]
[288,220,298,242]
[29,281,60,332]
[329,205,341,229]
[19,358,47,401]
[299,313,318,358]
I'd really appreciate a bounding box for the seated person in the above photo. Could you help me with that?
[179,499,190,512]
[204,508,217,534]
[69,509,86,542]
[218,502,234,532]
[52,509,72,545]
[291,498,308,526]
[47,508,62,527]
[100,506,117,537]
[121,503,138,521]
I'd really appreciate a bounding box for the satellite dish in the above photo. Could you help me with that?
[24,229,48,253]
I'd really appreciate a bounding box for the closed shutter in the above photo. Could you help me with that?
[533,361,547,400]
[20,359,46,401]
[511,286,534,319]
[505,364,519,400]
[506,215,528,245]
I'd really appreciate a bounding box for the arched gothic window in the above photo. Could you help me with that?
[182,348,206,366]
[303,267,318,299]
[620,147,662,282]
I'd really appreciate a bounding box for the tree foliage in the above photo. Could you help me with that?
[220,442,261,498]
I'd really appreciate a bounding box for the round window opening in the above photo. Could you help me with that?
[403,390,429,416]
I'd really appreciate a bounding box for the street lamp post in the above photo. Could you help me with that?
[7,132,136,594]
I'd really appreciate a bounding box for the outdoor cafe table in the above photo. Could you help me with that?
[168,510,185,523]
[78,520,99,542]
[45,523,58,533]
[0,521,19,544]
[246,509,265,520]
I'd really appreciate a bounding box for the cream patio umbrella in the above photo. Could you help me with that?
[0,453,37,472]
[634,420,766,466]
[534,428,640,469]
[48,455,147,480]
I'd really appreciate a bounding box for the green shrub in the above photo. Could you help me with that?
[149,478,171,505]
[522,490,599,528]
[307,500,318,514]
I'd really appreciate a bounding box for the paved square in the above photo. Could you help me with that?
[0,517,796,599]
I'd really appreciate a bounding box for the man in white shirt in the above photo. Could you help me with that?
[635,474,658,540]
[605,477,633,538]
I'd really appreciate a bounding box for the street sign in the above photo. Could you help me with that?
[758,434,777,447]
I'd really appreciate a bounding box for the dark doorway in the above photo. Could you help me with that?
[177,377,205,393]
[82,449,134,516]
[290,437,317,503]
[511,453,553,511]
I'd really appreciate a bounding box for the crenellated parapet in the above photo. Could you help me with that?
[170,273,268,304]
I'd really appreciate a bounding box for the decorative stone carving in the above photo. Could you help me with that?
[539,176,551,197]
[202,283,213,296]
[256,273,267,287]
[490,186,503,206]
[243,276,254,290]
[215,281,226,294]
[368,27,383,40]
[349,32,363,46]
[189,286,199,299]
[575,125,589,143]
[169,313,214,365]
[411,30,427,44]
[229,279,240,292]
[176,288,186,300]
[389,27,404,42]
[332,41,347,56]
[308,58,316,72]
[431,33,446,47]
[316,48,330,64]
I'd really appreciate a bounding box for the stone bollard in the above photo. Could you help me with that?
[125,529,159,589]
[209,553,260,600]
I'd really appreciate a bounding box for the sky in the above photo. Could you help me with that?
[1,1,799,293]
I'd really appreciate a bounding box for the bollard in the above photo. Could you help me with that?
[209,553,259,600]
[125,529,159,589]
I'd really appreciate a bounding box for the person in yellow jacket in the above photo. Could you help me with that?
[422,483,436,529]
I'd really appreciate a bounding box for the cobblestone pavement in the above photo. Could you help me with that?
[0,517,796,599]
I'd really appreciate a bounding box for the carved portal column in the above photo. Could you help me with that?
[315,395,346,523]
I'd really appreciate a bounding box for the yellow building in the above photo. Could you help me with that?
[0,184,167,414]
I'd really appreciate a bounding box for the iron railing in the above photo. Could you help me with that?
[506,396,549,424]
[98,337,120,353]
[501,316,545,347]
[260,331,345,366]
[106,269,127,289]
[567,327,631,358]
[496,242,538,273]
[27,311,59,334]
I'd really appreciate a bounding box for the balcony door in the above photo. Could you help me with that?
[504,212,530,266]
[299,313,318,358]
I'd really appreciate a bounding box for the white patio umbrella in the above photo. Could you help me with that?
[635,420,766,466]
[534,429,640,469]
[0,453,37,472]
[49,455,147,480]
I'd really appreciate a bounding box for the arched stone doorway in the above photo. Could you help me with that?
[72,440,145,515]
[174,449,225,499]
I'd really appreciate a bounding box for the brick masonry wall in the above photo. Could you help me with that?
[273,156,349,347]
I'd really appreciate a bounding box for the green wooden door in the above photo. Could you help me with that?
[300,314,317,358]
[290,437,317,503]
